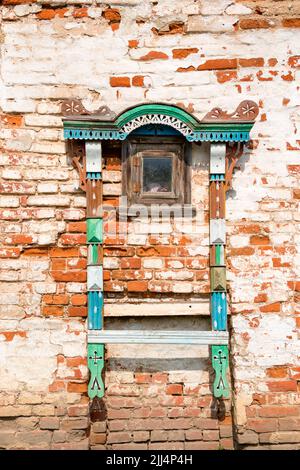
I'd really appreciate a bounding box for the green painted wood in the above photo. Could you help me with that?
[88,244,103,265]
[216,245,221,265]
[63,119,254,134]
[87,218,103,244]
[211,267,226,291]
[212,345,230,398]
[88,343,104,399]
[116,104,200,128]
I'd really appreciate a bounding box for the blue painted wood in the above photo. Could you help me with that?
[64,129,250,142]
[87,172,102,180]
[211,292,227,331]
[210,174,225,181]
[88,291,103,330]
[131,124,181,136]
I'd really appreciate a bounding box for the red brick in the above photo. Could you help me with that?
[135,373,152,384]
[260,302,281,313]
[37,8,68,20]
[1,114,23,127]
[132,75,144,87]
[120,258,141,269]
[51,271,86,282]
[266,367,288,378]
[67,382,87,393]
[259,406,299,418]
[254,293,268,303]
[139,51,168,61]
[288,56,300,68]
[166,384,183,395]
[216,70,237,83]
[172,48,198,59]
[250,235,270,245]
[50,247,80,258]
[0,248,21,258]
[229,247,255,256]
[127,281,148,292]
[60,234,86,246]
[73,7,88,18]
[267,380,297,392]
[102,8,121,22]
[238,18,275,29]
[43,294,69,305]
[43,306,64,317]
[70,294,87,306]
[248,418,277,433]
[66,357,86,367]
[128,40,138,49]
[282,18,300,28]
[1,331,27,341]
[49,381,65,392]
[239,58,265,67]
[198,59,237,71]
[176,66,196,72]
[110,77,131,87]
[67,222,86,233]
[7,234,34,245]
[68,306,87,317]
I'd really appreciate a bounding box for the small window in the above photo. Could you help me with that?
[122,137,190,206]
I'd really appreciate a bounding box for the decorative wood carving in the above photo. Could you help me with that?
[212,345,229,398]
[87,218,103,244]
[211,267,226,292]
[62,99,116,120]
[69,141,86,192]
[204,100,259,122]
[87,266,103,291]
[225,142,244,192]
[210,219,226,245]
[88,343,105,399]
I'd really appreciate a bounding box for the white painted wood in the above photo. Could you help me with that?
[88,330,228,345]
[86,141,102,173]
[87,266,103,291]
[210,219,226,244]
[103,301,212,317]
[210,143,226,174]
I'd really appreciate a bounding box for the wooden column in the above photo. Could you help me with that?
[209,143,229,398]
[85,142,105,400]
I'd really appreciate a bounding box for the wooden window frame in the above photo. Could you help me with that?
[122,136,191,206]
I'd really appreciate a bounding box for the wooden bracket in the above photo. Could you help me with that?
[225,142,244,192]
[212,345,230,398]
[88,343,105,399]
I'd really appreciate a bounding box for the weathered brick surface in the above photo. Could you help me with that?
[0,0,299,450]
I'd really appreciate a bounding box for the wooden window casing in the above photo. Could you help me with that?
[122,137,191,206]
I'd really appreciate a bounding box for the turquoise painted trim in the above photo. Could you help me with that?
[187,131,250,142]
[210,174,225,181]
[211,292,227,331]
[64,129,127,140]
[88,291,103,330]
[64,128,250,143]
[87,172,102,180]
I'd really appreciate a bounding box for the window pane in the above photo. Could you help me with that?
[142,157,172,193]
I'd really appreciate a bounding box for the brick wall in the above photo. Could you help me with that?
[0,0,299,450]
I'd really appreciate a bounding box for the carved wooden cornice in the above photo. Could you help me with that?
[62,100,259,143]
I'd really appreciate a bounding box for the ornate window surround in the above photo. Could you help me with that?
[62,100,259,408]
